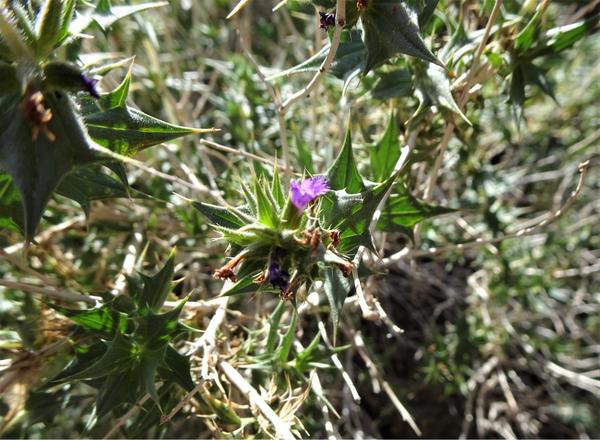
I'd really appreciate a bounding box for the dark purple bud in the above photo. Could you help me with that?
[268,263,290,291]
[81,74,100,99]
[319,11,336,29]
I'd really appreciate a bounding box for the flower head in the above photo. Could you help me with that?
[268,263,290,290]
[319,11,336,29]
[290,176,329,211]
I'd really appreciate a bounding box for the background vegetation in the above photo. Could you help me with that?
[1,0,599,438]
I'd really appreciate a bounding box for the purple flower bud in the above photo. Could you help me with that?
[290,176,329,212]
[80,74,100,99]
[268,263,290,290]
[319,11,336,29]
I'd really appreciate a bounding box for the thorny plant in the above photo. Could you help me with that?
[1,0,599,438]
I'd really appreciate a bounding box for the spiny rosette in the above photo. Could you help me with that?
[195,176,353,301]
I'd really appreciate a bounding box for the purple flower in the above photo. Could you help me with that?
[268,263,289,290]
[290,176,329,211]
[319,11,336,29]
[80,74,99,99]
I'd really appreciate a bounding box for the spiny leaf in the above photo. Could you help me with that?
[414,62,470,125]
[92,1,169,31]
[56,165,131,216]
[35,0,64,57]
[0,90,98,239]
[278,310,298,363]
[56,0,75,44]
[361,0,443,72]
[140,345,166,411]
[514,2,548,53]
[525,14,600,59]
[192,201,247,229]
[134,298,188,349]
[268,30,366,80]
[370,114,400,181]
[98,60,133,109]
[138,248,176,312]
[9,3,35,46]
[327,126,365,194]
[60,333,136,381]
[271,164,285,209]
[159,346,194,391]
[371,68,414,100]
[418,0,439,28]
[254,178,279,229]
[320,176,396,256]
[96,365,143,417]
[84,106,206,156]
[52,304,128,335]
[377,184,455,234]
[266,301,286,354]
[324,266,354,340]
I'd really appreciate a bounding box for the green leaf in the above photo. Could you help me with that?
[138,248,176,312]
[253,179,279,229]
[266,300,286,354]
[9,3,35,47]
[56,165,131,216]
[134,298,187,349]
[522,62,557,103]
[514,5,546,53]
[278,309,298,363]
[192,201,247,229]
[62,333,137,381]
[371,68,414,100]
[159,346,194,391]
[323,267,353,340]
[320,177,396,256]
[220,276,258,297]
[92,1,168,31]
[370,114,400,181]
[361,0,443,72]
[84,106,202,156]
[53,304,128,335]
[526,14,600,59]
[326,126,365,194]
[140,345,166,411]
[49,342,107,385]
[98,60,133,109]
[0,90,98,239]
[418,0,439,28]
[271,166,285,210]
[414,62,470,125]
[269,30,366,80]
[96,365,143,417]
[35,0,64,57]
[0,172,24,233]
[377,184,455,233]
[56,0,75,44]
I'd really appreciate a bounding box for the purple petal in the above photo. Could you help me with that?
[290,176,329,211]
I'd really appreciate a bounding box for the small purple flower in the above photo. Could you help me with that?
[319,11,336,29]
[290,176,330,211]
[268,263,289,290]
[80,74,100,99]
